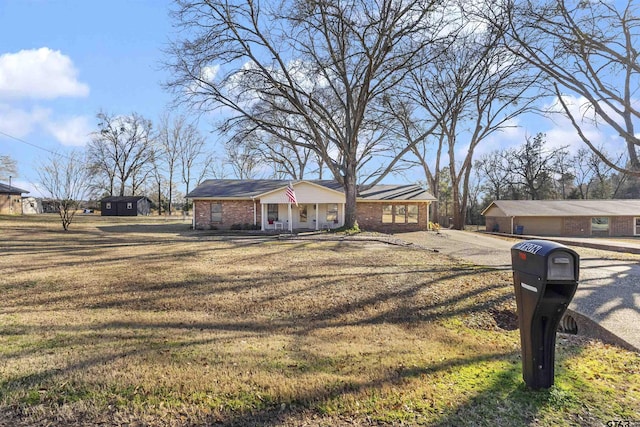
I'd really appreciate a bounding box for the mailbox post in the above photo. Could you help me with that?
[511,240,579,389]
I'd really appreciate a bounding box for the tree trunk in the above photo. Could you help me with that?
[158,182,162,216]
[343,164,358,229]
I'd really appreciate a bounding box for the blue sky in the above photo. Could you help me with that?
[0,0,627,197]
[0,0,182,195]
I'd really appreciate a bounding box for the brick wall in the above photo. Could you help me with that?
[356,202,428,233]
[194,199,431,232]
[194,200,260,230]
[562,217,591,237]
[611,217,633,236]
[0,195,22,215]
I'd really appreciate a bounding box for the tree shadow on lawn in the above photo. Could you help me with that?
[193,350,574,427]
[0,231,548,425]
[1,329,562,427]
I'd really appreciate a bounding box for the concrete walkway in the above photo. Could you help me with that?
[398,230,640,352]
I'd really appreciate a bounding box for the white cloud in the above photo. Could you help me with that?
[0,104,51,137]
[0,48,89,100]
[44,115,93,146]
[542,94,625,155]
[0,103,92,146]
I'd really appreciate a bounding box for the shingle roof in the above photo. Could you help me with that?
[101,196,151,203]
[357,184,435,201]
[483,199,640,217]
[186,180,343,198]
[0,182,29,194]
[186,179,435,202]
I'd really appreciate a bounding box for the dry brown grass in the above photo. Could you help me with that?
[0,215,638,426]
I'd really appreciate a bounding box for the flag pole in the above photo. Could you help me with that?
[286,181,297,233]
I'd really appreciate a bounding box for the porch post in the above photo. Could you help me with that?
[261,203,266,231]
[288,202,292,232]
[315,203,319,230]
[253,198,257,227]
[426,202,430,230]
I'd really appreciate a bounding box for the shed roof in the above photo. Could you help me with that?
[101,196,151,203]
[482,200,640,217]
[0,182,29,194]
[186,179,435,202]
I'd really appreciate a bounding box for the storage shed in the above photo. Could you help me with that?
[100,196,151,216]
[482,200,640,237]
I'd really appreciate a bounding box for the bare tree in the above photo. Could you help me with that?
[175,118,208,201]
[196,153,224,184]
[572,148,596,199]
[157,113,186,215]
[37,151,91,230]
[475,150,513,201]
[506,133,565,200]
[166,0,445,228]
[553,149,575,199]
[88,112,155,197]
[496,0,640,174]
[226,120,315,179]
[0,155,18,181]
[395,5,539,229]
[225,138,265,179]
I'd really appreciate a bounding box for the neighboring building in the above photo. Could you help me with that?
[100,196,152,216]
[22,197,43,214]
[186,179,435,232]
[482,199,640,237]
[0,182,29,215]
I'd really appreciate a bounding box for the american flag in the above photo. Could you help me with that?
[285,182,298,206]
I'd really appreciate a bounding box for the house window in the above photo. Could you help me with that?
[299,205,308,222]
[127,202,133,210]
[382,205,393,223]
[635,218,640,236]
[591,217,609,233]
[383,204,418,224]
[105,202,111,210]
[211,202,222,223]
[407,205,419,223]
[326,204,338,222]
[267,204,278,222]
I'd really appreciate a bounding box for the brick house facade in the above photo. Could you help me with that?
[194,200,259,229]
[483,200,640,237]
[188,180,435,232]
[356,202,429,233]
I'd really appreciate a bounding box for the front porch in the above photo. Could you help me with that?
[257,181,346,232]
[260,202,345,232]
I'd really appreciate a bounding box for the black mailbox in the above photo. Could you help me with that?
[511,240,579,389]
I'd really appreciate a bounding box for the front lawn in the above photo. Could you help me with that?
[0,216,637,426]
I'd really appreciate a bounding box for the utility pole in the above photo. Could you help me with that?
[9,175,12,214]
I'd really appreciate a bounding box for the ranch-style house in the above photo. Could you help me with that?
[186,179,435,233]
[483,199,640,237]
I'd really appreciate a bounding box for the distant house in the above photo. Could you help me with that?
[186,179,435,232]
[22,197,43,214]
[0,182,29,215]
[482,199,640,237]
[100,196,152,216]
